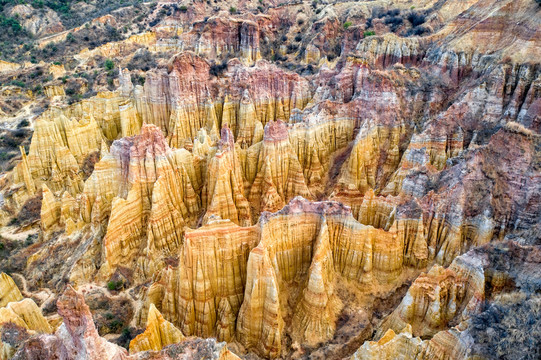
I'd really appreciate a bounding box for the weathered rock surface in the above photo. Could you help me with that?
[129,304,184,354]
[0,274,52,360]
[0,273,23,308]
[1,0,540,359]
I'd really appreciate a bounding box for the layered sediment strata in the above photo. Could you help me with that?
[138,52,311,150]
[146,218,259,341]
[1,0,540,358]
[203,126,251,226]
[246,120,312,216]
[0,274,53,360]
[0,273,23,308]
[376,253,486,339]
[129,304,185,354]
[350,325,470,360]
[182,16,263,65]
[147,197,427,357]
[12,286,129,360]
[287,115,357,196]
[101,124,202,279]
[352,239,541,360]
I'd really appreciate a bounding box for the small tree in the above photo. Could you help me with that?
[343,21,352,29]
[229,6,237,14]
[363,30,376,37]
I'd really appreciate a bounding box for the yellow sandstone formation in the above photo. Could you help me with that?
[0,274,53,360]
[350,325,469,360]
[376,253,486,338]
[0,298,52,334]
[129,304,184,354]
[246,120,312,216]
[203,126,251,226]
[334,120,403,197]
[0,273,23,307]
[149,218,259,342]
[0,60,21,73]
[149,197,422,358]
[41,184,61,231]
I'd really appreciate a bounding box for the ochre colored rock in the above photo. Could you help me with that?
[150,218,259,341]
[376,252,486,338]
[40,184,61,231]
[129,304,185,354]
[0,299,52,334]
[246,120,312,216]
[0,274,52,360]
[12,286,129,360]
[0,273,23,308]
[202,126,251,226]
[100,124,203,280]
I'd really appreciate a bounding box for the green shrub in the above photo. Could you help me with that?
[107,280,123,291]
[0,242,4,250]
[104,59,115,71]
[229,6,236,14]
[109,319,122,331]
[10,80,25,88]
[343,21,352,29]
[0,15,24,36]
[363,30,376,37]
[24,235,34,246]
[179,5,187,12]
[17,119,29,128]
[31,0,44,8]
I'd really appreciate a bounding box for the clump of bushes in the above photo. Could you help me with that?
[407,12,426,27]
[113,327,144,349]
[209,59,228,77]
[469,293,541,359]
[404,25,429,37]
[104,59,115,71]
[384,15,403,32]
[343,21,352,29]
[363,30,376,37]
[286,43,298,54]
[127,50,157,72]
[107,280,124,291]
[229,6,237,14]
[13,192,43,226]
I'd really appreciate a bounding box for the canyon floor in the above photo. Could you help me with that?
[0,0,540,359]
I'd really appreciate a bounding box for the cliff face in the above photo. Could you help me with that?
[1,0,540,359]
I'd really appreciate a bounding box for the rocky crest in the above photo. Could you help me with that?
[0,0,540,359]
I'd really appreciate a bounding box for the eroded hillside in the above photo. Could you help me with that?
[0,0,540,359]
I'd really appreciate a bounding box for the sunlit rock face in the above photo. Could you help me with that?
[0,0,540,359]
[0,274,53,359]
[129,304,185,354]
